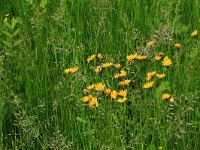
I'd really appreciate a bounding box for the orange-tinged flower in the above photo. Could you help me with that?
[102,62,113,68]
[89,97,98,108]
[64,68,71,74]
[87,54,96,63]
[191,30,198,37]
[110,90,118,100]
[162,56,172,67]
[175,43,181,49]
[154,55,162,61]
[156,74,166,79]
[87,84,95,90]
[143,81,154,89]
[95,66,102,74]
[120,70,126,77]
[105,88,111,95]
[97,53,103,59]
[127,54,138,62]
[147,41,155,47]
[146,71,156,81]
[114,73,120,79]
[115,64,121,69]
[159,52,164,56]
[162,93,171,100]
[95,83,105,92]
[117,97,127,103]
[118,80,131,86]
[118,89,127,97]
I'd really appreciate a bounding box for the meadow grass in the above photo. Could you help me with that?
[1,0,200,149]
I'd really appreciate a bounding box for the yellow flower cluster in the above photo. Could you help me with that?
[127,53,147,63]
[162,56,172,67]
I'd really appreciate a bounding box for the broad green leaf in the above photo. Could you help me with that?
[40,0,48,9]
[2,30,12,38]
[11,17,19,30]
[3,21,12,29]
[13,39,23,47]
[13,28,21,38]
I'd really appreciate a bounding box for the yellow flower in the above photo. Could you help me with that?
[87,84,95,90]
[64,67,78,74]
[87,54,96,63]
[3,18,8,22]
[156,74,166,79]
[5,13,10,17]
[169,97,175,103]
[113,73,120,79]
[89,97,98,108]
[97,53,103,59]
[143,81,154,89]
[191,30,198,37]
[154,55,162,61]
[118,80,131,86]
[175,43,181,49]
[110,90,118,100]
[118,89,127,97]
[147,41,155,47]
[83,95,92,102]
[136,55,147,60]
[95,83,105,92]
[95,66,102,74]
[162,93,171,100]
[102,62,113,68]
[117,97,127,103]
[105,88,111,95]
[120,70,126,77]
[162,56,172,67]
[127,54,138,62]
[115,64,121,69]
[146,71,156,81]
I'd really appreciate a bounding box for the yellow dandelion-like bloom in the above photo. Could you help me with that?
[83,95,92,102]
[118,79,131,86]
[95,66,102,74]
[118,89,127,97]
[120,70,126,77]
[115,64,121,69]
[110,90,118,100]
[114,73,120,79]
[95,83,105,92]
[87,84,95,90]
[127,54,138,62]
[136,55,147,60]
[102,62,113,68]
[87,54,96,63]
[156,74,166,79]
[117,97,127,103]
[146,71,156,81]
[162,56,172,67]
[143,81,154,89]
[105,88,111,95]
[175,43,181,49]
[89,97,98,108]
[64,67,78,74]
[191,30,198,37]
[154,55,162,61]
[147,41,155,47]
[97,53,103,59]
[162,93,171,100]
